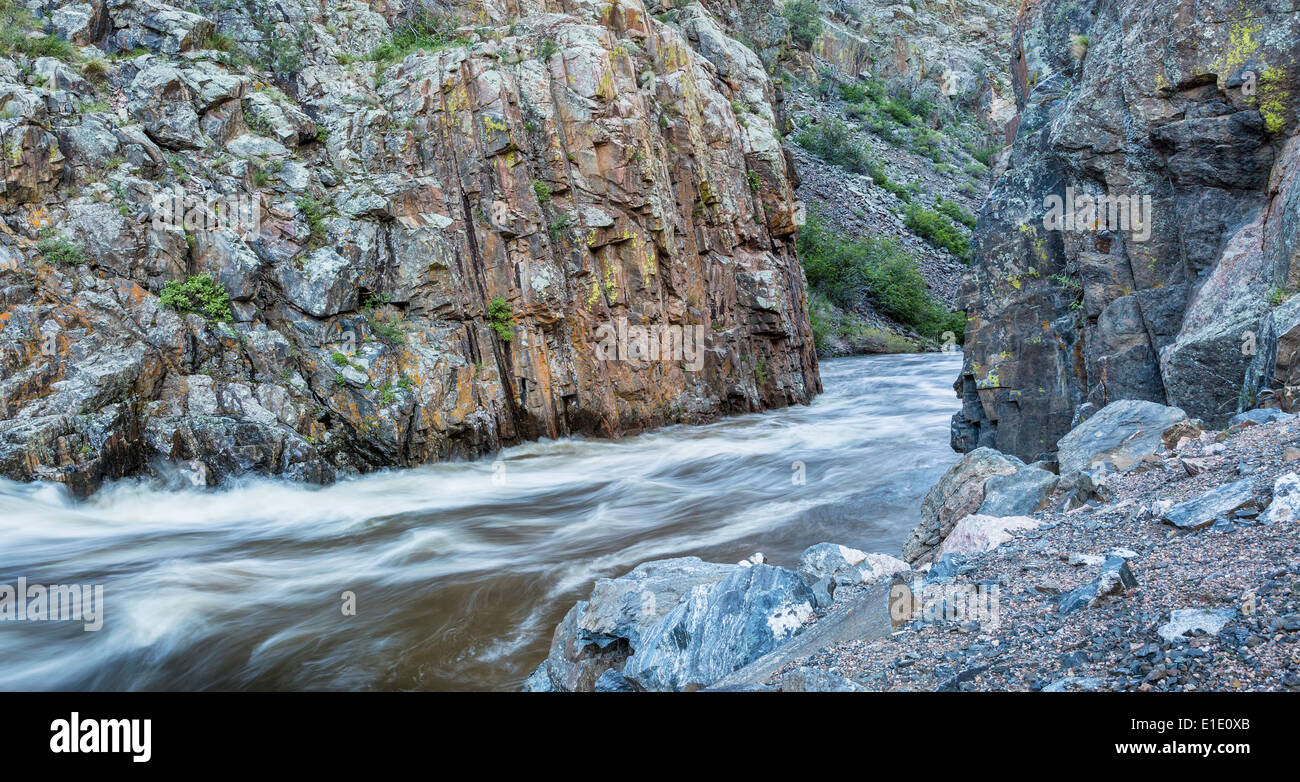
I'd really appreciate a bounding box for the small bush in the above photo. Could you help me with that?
[159,274,233,321]
[532,179,552,204]
[838,82,868,104]
[967,142,1001,167]
[488,296,515,342]
[793,119,872,174]
[296,196,328,243]
[798,210,961,341]
[370,8,465,66]
[904,205,972,261]
[537,38,560,61]
[881,98,917,126]
[936,198,977,229]
[36,231,84,265]
[782,0,823,49]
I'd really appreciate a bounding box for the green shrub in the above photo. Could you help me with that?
[936,198,977,229]
[296,196,328,243]
[793,119,873,174]
[868,165,912,202]
[159,274,233,321]
[782,0,822,49]
[532,179,552,204]
[911,128,944,161]
[904,204,971,261]
[967,142,1001,167]
[838,82,868,104]
[881,98,917,125]
[488,296,515,341]
[370,8,465,66]
[798,210,962,341]
[36,231,84,265]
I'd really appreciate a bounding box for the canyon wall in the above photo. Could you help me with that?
[953,0,1300,461]
[0,0,819,494]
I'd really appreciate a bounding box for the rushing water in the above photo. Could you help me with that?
[0,352,962,691]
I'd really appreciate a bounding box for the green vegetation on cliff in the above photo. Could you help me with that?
[799,211,964,345]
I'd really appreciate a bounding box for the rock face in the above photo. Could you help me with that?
[951,0,1300,461]
[1055,400,1189,476]
[0,0,819,495]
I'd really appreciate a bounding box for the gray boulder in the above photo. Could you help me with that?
[977,466,1059,516]
[621,564,815,692]
[796,542,909,588]
[1056,400,1189,476]
[577,557,738,648]
[1262,473,1300,524]
[1055,557,1137,614]
[1162,479,1259,530]
[903,447,1024,565]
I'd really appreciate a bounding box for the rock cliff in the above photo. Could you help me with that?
[0,0,819,494]
[953,0,1300,461]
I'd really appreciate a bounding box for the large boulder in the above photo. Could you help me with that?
[576,557,739,649]
[902,447,1024,565]
[977,465,1058,516]
[620,564,814,692]
[796,543,909,588]
[537,556,739,692]
[1056,400,1189,476]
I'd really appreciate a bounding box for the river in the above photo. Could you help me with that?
[0,352,962,691]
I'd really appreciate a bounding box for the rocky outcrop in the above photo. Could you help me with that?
[532,540,911,691]
[952,0,1300,461]
[0,0,819,494]
[902,445,1023,564]
[1055,399,1189,475]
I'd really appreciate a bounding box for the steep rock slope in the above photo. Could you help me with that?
[954,0,1300,461]
[0,0,819,494]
